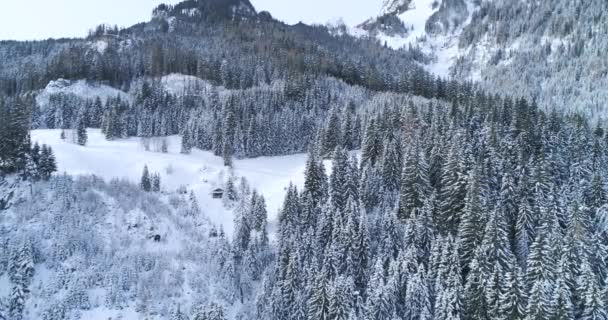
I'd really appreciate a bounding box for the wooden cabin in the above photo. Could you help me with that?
[211,188,224,199]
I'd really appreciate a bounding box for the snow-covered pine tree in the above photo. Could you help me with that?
[140,165,151,192]
[76,117,88,146]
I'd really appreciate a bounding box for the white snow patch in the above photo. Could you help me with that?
[0,274,9,298]
[36,79,130,110]
[394,0,439,47]
[161,73,214,96]
[182,8,200,17]
[91,40,108,54]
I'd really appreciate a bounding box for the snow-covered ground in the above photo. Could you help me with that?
[35,79,131,110]
[31,129,315,236]
[380,0,440,48]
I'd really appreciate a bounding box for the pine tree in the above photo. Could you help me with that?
[23,154,39,181]
[152,173,161,192]
[380,139,401,194]
[361,120,381,168]
[330,148,349,210]
[437,139,467,234]
[38,145,57,180]
[181,127,193,154]
[303,150,328,207]
[221,100,236,167]
[526,221,556,287]
[579,262,607,320]
[77,117,88,146]
[404,264,431,320]
[365,259,393,320]
[458,165,485,268]
[9,283,26,320]
[463,248,488,320]
[308,273,331,320]
[498,266,526,320]
[398,143,430,220]
[329,276,354,320]
[515,193,535,268]
[551,276,574,320]
[141,165,151,192]
[170,305,188,320]
[525,280,553,320]
[323,108,342,156]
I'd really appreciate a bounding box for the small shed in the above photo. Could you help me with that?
[211,188,224,199]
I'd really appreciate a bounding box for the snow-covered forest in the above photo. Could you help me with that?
[2,0,608,319]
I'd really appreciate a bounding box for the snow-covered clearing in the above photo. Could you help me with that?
[31,129,316,236]
[35,79,131,110]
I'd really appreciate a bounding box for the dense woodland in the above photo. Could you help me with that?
[1,0,608,319]
[257,90,608,320]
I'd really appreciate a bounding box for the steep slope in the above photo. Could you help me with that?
[358,0,475,77]
[357,0,608,118]
[453,0,608,118]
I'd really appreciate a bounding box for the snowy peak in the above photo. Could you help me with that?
[381,0,413,15]
[153,0,257,22]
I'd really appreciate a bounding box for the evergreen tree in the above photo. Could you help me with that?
[141,165,151,192]
[329,276,354,320]
[380,139,401,194]
[303,150,328,207]
[579,262,607,320]
[330,148,350,210]
[361,120,382,168]
[182,126,193,154]
[398,143,430,220]
[437,138,467,234]
[323,108,342,156]
[458,165,485,268]
[152,173,161,192]
[498,266,526,320]
[308,272,331,320]
[77,117,88,146]
[38,145,57,180]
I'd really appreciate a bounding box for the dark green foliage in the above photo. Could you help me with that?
[140,165,151,192]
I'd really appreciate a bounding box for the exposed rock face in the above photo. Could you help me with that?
[425,0,469,35]
[359,14,409,37]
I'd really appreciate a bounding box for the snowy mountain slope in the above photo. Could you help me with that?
[355,0,608,117]
[354,0,476,77]
[30,129,320,235]
[381,0,412,15]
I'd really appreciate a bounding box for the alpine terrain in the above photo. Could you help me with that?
[1,0,608,319]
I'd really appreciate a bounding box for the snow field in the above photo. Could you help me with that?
[30,129,315,236]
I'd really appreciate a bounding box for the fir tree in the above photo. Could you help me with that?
[308,272,331,320]
[141,165,151,192]
[152,173,161,192]
[397,143,431,220]
[77,117,88,146]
